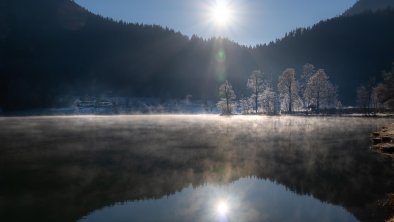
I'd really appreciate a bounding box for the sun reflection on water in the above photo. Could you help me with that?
[217,200,229,215]
[215,198,230,222]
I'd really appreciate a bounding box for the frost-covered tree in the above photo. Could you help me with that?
[217,80,236,115]
[375,63,394,109]
[302,64,316,83]
[247,70,265,113]
[357,85,369,112]
[260,85,276,114]
[239,96,253,114]
[301,63,316,108]
[304,69,337,113]
[278,68,299,113]
[357,78,377,114]
[336,101,343,114]
[370,88,381,111]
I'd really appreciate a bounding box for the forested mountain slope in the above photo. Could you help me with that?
[344,0,394,16]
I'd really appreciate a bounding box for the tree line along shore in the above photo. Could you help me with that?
[217,63,394,115]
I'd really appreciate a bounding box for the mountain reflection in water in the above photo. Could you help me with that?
[80,177,357,222]
[0,115,393,222]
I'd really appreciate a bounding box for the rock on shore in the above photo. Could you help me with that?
[371,123,394,157]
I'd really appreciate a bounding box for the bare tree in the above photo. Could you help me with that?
[239,97,251,114]
[217,80,236,115]
[367,78,375,113]
[357,85,369,113]
[278,68,299,113]
[326,83,338,108]
[304,69,337,113]
[301,63,316,108]
[336,101,343,114]
[371,87,382,112]
[260,84,276,114]
[375,63,394,109]
[356,78,376,114]
[302,63,316,82]
[247,70,265,114]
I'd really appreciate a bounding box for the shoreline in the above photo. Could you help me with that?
[1,112,394,118]
[371,123,394,222]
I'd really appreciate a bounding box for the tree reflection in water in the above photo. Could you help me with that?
[0,115,393,222]
[80,177,357,222]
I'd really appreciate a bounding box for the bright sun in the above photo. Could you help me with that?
[211,1,233,26]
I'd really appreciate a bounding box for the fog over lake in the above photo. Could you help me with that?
[0,115,393,222]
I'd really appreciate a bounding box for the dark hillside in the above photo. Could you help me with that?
[344,0,394,16]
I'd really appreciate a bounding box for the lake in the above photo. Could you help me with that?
[0,115,393,222]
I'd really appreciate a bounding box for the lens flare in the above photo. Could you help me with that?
[215,48,226,62]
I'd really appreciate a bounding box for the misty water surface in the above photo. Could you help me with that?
[0,115,393,222]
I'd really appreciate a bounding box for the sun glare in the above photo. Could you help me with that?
[211,1,233,26]
[216,200,229,215]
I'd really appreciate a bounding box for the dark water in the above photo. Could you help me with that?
[0,115,393,222]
